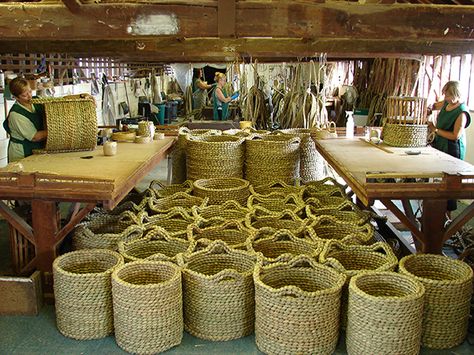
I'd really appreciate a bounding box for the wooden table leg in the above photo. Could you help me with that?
[420,199,447,254]
[31,200,60,296]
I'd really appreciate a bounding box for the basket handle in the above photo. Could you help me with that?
[271,230,298,243]
[328,121,337,133]
[203,240,234,256]
[320,257,347,273]
[369,241,394,257]
[149,180,166,191]
[121,225,145,242]
[213,270,241,284]
[118,210,143,226]
[276,286,304,299]
[146,226,172,242]
[287,254,319,269]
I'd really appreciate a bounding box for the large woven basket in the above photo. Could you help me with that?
[245,207,308,233]
[383,123,429,147]
[320,241,398,328]
[245,135,301,186]
[187,220,251,250]
[250,180,302,198]
[72,214,144,251]
[248,228,321,264]
[147,192,208,214]
[247,193,303,213]
[118,226,192,263]
[149,180,193,198]
[193,178,250,205]
[399,254,474,349]
[112,260,183,354]
[171,127,221,184]
[254,255,346,355]
[53,249,124,340]
[278,129,323,182]
[186,135,246,181]
[32,97,97,152]
[347,271,425,355]
[191,200,250,221]
[308,215,374,245]
[179,241,256,341]
[304,201,371,225]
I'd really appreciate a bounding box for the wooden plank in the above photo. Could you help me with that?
[0,201,34,243]
[443,201,474,241]
[421,199,447,254]
[0,271,43,316]
[55,203,96,246]
[218,0,236,38]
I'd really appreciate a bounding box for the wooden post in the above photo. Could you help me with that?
[421,199,447,254]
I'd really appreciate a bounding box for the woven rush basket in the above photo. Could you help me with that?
[347,271,425,355]
[399,254,474,349]
[308,215,374,245]
[193,178,250,205]
[383,123,429,147]
[254,255,346,355]
[179,241,257,341]
[118,226,192,263]
[187,220,251,250]
[301,177,346,200]
[53,249,124,340]
[32,97,97,152]
[250,180,303,198]
[245,135,301,186]
[320,241,398,328]
[247,193,304,213]
[304,201,371,225]
[278,129,322,183]
[72,213,144,251]
[171,127,221,184]
[191,200,249,221]
[245,207,308,233]
[112,260,183,354]
[149,180,193,198]
[131,207,196,235]
[147,192,208,214]
[186,135,246,181]
[248,228,321,264]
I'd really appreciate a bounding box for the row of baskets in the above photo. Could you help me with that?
[53,245,473,354]
[171,127,327,186]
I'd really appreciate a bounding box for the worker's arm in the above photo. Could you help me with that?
[9,112,47,142]
[196,79,213,90]
[435,113,467,141]
[31,130,48,142]
[427,100,445,115]
[216,88,232,103]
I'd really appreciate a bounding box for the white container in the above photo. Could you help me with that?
[0,157,7,168]
[154,132,165,140]
[346,111,354,139]
[0,138,9,159]
[103,141,117,156]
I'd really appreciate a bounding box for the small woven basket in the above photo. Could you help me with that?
[132,207,196,235]
[193,178,250,205]
[320,241,398,328]
[399,254,474,349]
[187,220,251,250]
[191,200,250,221]
[248,228,321,264]
[247,193,304,213]
[301,177,346,200]
[112,260,183,354]
[186,135,246,181]
[53,249,124,340]
[245,135,301,186]
[147,192,208,214]
[250,180,302,197]
[118,226,192,263]
[72,214,144,251]
[347,271,425,355]
[304,201,371,225]
[308,215,374,245]
[149,180,193,198]
[383,123,429,147]
[171,127,221,184]
[254,255,346,355]
[245,207,308,233]
[32,97,97,153]
[179,241,257,341]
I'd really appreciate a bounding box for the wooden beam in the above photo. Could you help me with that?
[61,0,82,14]
[218,0,236,38]
[0,2,472,42]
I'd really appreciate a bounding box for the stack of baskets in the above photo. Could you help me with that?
[383,96,429,147]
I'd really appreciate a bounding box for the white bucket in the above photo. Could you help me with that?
[0,138,9,165]
[0,157,7,168]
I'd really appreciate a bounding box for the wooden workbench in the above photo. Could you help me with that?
[0,138,175,280]
[315,138,474,254]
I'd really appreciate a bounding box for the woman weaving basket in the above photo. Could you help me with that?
[428,80,471,216]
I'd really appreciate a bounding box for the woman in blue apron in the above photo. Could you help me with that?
[192,68,213,110]
[3,78,48,162]
[213,72,239,120]
[428,80,471,217]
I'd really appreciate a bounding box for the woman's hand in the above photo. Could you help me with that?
[427,121,436,132]
[32,130,48,142]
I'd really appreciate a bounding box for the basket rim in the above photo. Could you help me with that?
[349,271,425,302]
[399,254,474,285]
[112,260,180,288]
[193,178,250,192]
[53,249,123,276]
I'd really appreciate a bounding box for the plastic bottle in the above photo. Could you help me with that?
[346,111,354,139]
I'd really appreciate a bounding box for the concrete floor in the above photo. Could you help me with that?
[1,159,474,354]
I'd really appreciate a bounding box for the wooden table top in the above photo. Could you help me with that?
[0,138,175,208]
[315,138,474,204]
